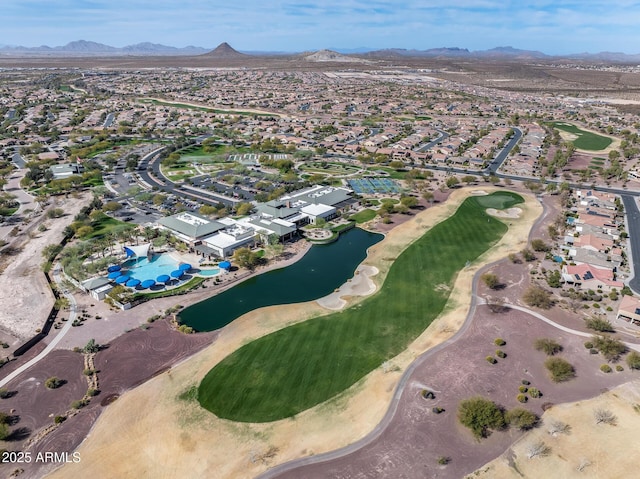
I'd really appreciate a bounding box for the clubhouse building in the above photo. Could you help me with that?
[155,185,356,258]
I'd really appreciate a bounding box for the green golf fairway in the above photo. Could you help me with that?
[198,191,523,422]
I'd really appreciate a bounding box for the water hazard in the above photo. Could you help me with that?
[179,227,383,331]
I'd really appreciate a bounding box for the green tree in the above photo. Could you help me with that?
[481,273,500,290]
[400,196,419,208]
[534,338,563,355]
[199,205,218,217]
[505,408,540,430]
[232,247,260,270]
[445,176,460,189]
[45,377,64,389]
[102,201,122,213]
[544,357,576,382]
[462,175,476,185]
[235,202,253,216]
[585,318,615,333]
[523,285,554,309]
[458,397,505,439]
[531,239,550,252]
[591,335,626,361]
[83,338,100,353]
[626,351,640,370]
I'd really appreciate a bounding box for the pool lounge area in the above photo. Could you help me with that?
[108,252,222,291]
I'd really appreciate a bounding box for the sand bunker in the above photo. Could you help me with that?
[486,207,522,219]
[316,265,379,310]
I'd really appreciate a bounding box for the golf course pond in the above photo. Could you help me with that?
[178,227,384,331]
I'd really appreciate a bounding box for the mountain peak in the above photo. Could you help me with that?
[203,42,247,58]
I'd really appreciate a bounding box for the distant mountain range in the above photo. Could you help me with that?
[0,40,208,56]
[2,40,640,62]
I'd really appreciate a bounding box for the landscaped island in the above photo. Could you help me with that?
[198,191,524,422]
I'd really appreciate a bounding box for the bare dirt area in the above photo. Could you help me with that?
[0,350,85,478]
[0,193,90,342]
[474,380,640,479]
[0,320,216,479]
[46,187,543,479]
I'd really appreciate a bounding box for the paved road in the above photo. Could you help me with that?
[416,129,449,152]
[621,195,640,294]
[0,266,77,388]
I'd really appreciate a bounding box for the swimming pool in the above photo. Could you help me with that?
[199,268,220,277]
[123,254,179,282]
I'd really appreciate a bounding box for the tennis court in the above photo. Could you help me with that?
[348,177,401,194]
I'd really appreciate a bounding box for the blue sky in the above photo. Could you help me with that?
[3,1,640,54]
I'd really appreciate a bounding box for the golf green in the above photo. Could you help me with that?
[550,122,613,151]
[198,191,523,422]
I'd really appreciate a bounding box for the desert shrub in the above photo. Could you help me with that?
[592,335,627,361]
[481,273,500,289]
[526,440,551,459]
[486,356,497,364]
[494,338,506,346]
[518,385,528,393]
[83,368,95,376]
[531,239,551,252]
[0,389,10,399]
[616,365,624,372]
[432,407,445,414]
[545,357,576,382]
[45,377,64,389]
[506,408,539,430]
[521,249,537,262]
[516,394,528,403]
[421,390,435,399]
[178,324,194,334]
[584,341,594,349]
[528,387,541,398]
[600,364,612,373]
[534,338,563,356]
[523,286,554,309]
[626,351,640,370]
[54,415,66,425]
[585,317,615,332]
[590,348,599,355]
[437,456,451,465]
[87,388,99,397]
[70,399,88,410]
[521,379,531,385]
[496,350,506,358]
[458,396,505,439]
[594,408,617,425]
[0,423,9,441]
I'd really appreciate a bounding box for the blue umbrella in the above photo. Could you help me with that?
[156,274,171,283]
[108,271,122,279]
[107,265,121,273]
[219,261,231,270]
[170,269,184,278]
[179,263,192,271]
[126,278,141,288]
[115,275,130,284]
[140,279,155,289]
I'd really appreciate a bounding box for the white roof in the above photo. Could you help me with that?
[301,203,334,216]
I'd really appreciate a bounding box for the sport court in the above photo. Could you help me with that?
[347,177,401,194]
